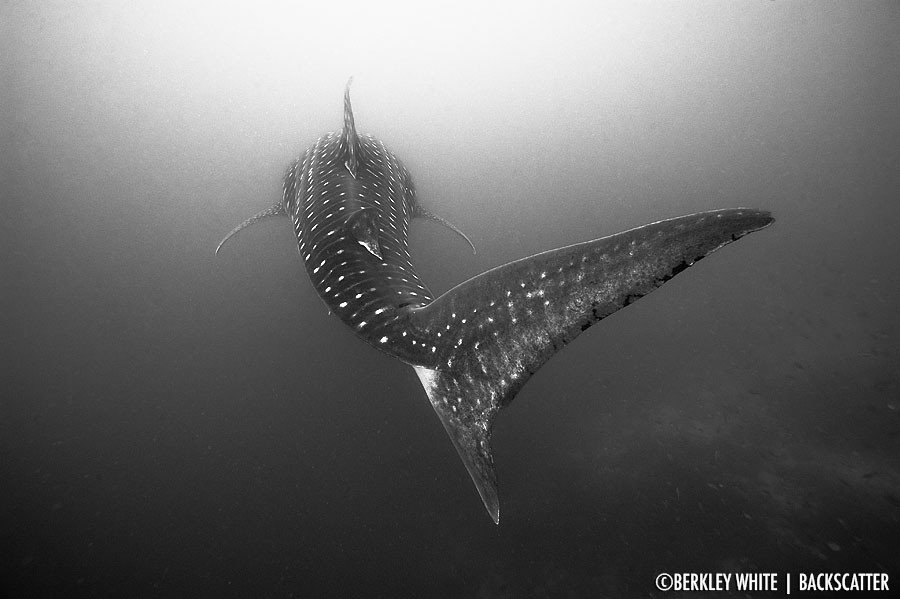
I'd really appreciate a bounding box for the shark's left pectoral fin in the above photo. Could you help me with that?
[414,366,500,523]
[215,202,287,255]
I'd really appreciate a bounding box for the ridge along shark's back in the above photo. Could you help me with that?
[217,80,774,524]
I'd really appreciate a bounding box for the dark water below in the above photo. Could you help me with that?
[3,2,899,597]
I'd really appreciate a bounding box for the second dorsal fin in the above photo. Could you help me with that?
[347,207,383,260]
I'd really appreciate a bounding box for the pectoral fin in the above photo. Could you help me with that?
[215,202,287,255]
[415,207,477,254]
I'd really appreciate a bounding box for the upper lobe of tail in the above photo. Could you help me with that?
[409,208,774,522]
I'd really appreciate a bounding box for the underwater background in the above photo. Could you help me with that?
[2,1,899,597]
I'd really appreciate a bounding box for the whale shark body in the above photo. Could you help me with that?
[218,81,774,523]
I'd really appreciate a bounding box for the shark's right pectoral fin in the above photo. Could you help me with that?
[413,366,500,524]
[415,207,477,254]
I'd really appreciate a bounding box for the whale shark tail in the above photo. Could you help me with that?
[409,208,774,523]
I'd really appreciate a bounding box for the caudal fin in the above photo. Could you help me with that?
[414,365,500,523]
[409,208,774,522]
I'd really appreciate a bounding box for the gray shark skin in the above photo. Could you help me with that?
[217,81,774,524]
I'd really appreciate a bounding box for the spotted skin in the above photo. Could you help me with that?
[218,81,775,524]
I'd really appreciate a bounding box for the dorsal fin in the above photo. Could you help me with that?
[415,206,477,254]
[341,77,360,178]
[215,202,286,255]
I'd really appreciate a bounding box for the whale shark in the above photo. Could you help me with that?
[217,80,774,524]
